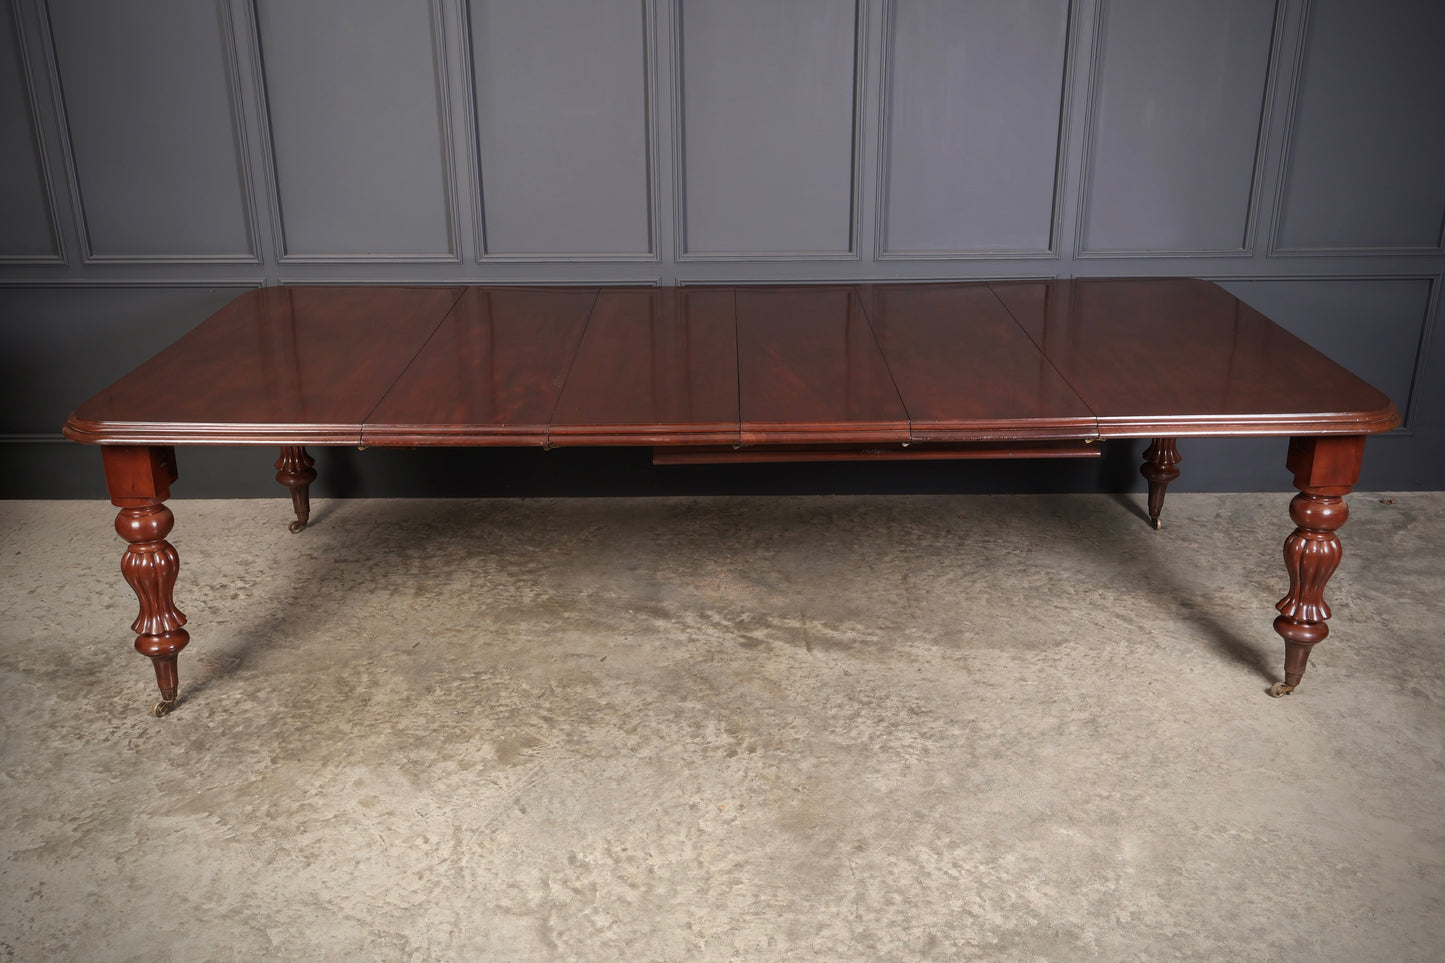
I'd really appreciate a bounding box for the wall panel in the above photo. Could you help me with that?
[1079,0,1277,255]
[677,0,860,257]
[469,0,652,258]
[1273,0,1445,253]
[254,0,456,260]
[0,2,59,260]
[878,0,1069,257]
[44,0,255,260]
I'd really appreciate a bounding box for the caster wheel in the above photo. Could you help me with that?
[1150,517,1163,531]
[288,519,307,534]
[152,698,177,717]
[1269,682,1296,698]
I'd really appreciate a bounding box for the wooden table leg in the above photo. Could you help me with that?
[1140,437,1181,530]
[1270,435,1366,698]
[102,445,189,716]
[274,446,317,533]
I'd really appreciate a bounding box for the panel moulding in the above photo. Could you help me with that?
[672,0,867,261]
[872,0,1075,261]
[469,0,660,263]
[250,0,463,264]
[1073,0,1286,259]
[1266,0,1445,258]
[40,0,262,265]
[1,0,65,265]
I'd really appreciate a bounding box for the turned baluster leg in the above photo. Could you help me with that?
[1140,437,1181,530]
[274,445,317,533]
[1269,435,1366,698]
[103,446,190,716]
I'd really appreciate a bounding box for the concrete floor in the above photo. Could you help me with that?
[1,492,1442,962]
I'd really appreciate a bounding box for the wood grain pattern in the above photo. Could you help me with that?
[64,279,1402,450]
[550,288,740,445]
[64,281,1407,713]
[734,286,909,445]
[855,282,1094,441]
[362,287,599,446]
[64,286,464,445]
[987,279,1401,437]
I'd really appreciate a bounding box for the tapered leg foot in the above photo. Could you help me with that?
[1141,438,1181,530]
[275,446,317,532]
[1270,436,1365,697]
[103,446,190,715]
[116,503,190,715]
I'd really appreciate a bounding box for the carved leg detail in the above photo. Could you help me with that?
[115,502,190,716]
[1269,435,1365,698]
[1270,492,1346,696]
[1140,437,1181,530]
[275,446,317,533]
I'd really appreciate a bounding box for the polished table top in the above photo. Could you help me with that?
[63,278,1401,448]
[65,277,1405,714]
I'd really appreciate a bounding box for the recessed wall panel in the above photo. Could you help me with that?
[0,5,58,259]
[469,0,650,256]
[881,0,1068,255]
[255,0,454,258]
[679,0,858,255]
[0,286,255,434]
[1081,0,1276,253]
[1275,0,1445,251]
[45,0,252,258]
[1218,278,1430,414]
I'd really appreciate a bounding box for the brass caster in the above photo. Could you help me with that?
[1150,516,1163,531]
[152,698,177,717]
[1269,682,1297,698]
[288,519,307,534]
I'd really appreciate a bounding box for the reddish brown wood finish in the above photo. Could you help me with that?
[62,280,1406,711]
[734,286,908,445]
[652,440,1100,465]
[362,287,598,446]
[274,446,317,532]
[987,279,1401,437]
[1141,437,1181,529]
[102,446,188,715]
[1270,435,1367,695]
[65,286,464,445]
[550,288,740,445]
[855,282,1094,441]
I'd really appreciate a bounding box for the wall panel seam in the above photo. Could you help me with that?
[673,0,868,261]
[873,0,1075,261]
[252,0,463,264]
[1267,0,1445,258]
[40,0,262,265]
[469,0,659,262]
[1,0,65,265]
[1075,0,1284,259]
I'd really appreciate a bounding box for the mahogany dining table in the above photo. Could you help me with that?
[62,278,1401,716]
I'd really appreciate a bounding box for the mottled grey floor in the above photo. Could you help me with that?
[2,493,1442,962]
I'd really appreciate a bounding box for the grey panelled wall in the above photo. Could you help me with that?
[1079,0,1280,254]
[471,0,652,257]
[1,0,1442,498]
[879,0,1069,256]
[254,0,457,260]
